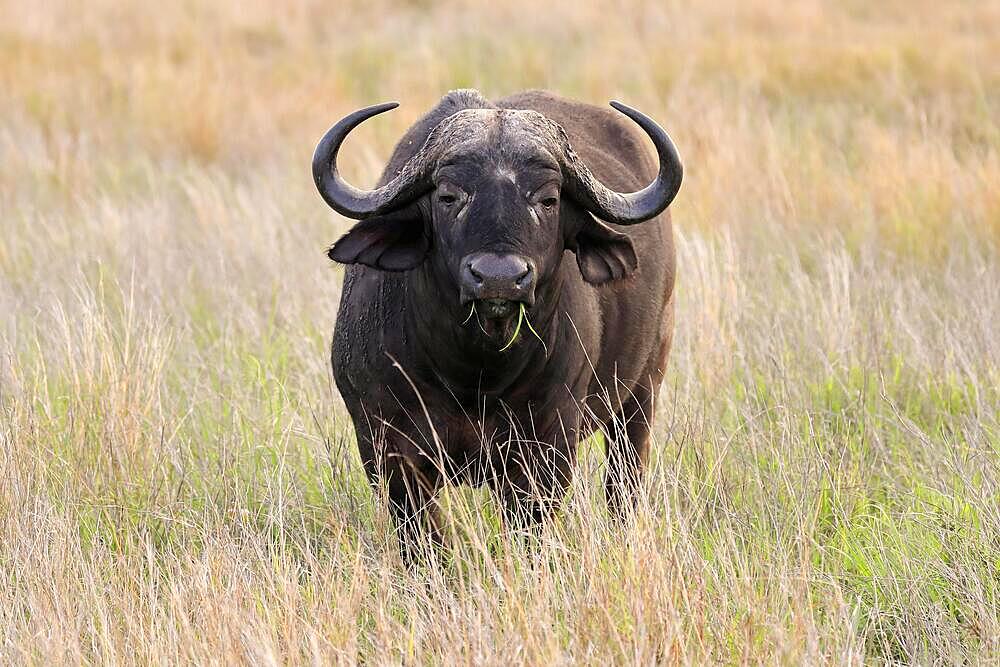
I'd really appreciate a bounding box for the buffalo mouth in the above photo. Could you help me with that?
[466,298,524,342]
[477,298,518,320]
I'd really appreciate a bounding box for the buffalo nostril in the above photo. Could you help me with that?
[467,261,484,284]
[515,266,532,288]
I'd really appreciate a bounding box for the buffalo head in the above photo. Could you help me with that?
[313,99,682,344]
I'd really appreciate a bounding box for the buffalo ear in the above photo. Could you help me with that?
[570,213,638,284]
[327,202,429,271]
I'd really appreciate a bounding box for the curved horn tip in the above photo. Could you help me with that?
[608,100,649,123]
[370,101,400,112]
[609,99,682,168]
[313,100,426,219]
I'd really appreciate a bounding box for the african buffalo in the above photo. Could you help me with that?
[312,89,682,557]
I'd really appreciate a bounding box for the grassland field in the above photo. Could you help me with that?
[1,0,999,663]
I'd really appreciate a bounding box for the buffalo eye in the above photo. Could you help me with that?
[435,182,466,210]
[531,182,561,211]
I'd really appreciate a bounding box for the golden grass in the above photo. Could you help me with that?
[2,0,999,663]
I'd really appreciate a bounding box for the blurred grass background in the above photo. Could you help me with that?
[1,0,999,663]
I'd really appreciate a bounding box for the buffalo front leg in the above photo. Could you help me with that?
[358,431,444,564]
[493,413,579,530]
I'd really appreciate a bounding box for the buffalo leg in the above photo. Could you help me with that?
[494,418,577,530]
[386,461,442,564]
[360,432,443,564]
[604,382,654,519]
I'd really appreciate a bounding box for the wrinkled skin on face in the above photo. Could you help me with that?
[429,111,567,343]
[316,90,681,563]
[329,107,639,347]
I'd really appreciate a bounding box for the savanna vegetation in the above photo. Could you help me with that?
[1,0,998,663]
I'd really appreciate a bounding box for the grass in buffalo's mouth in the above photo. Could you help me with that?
[499,303,525,351]
[499,302,547,353]
[522,305,547,353]
[462,301,545,353]
[462,302,477,325]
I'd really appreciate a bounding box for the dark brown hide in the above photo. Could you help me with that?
[315,90,680,560]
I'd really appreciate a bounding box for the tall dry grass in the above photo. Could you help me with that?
[1,0,999,663]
